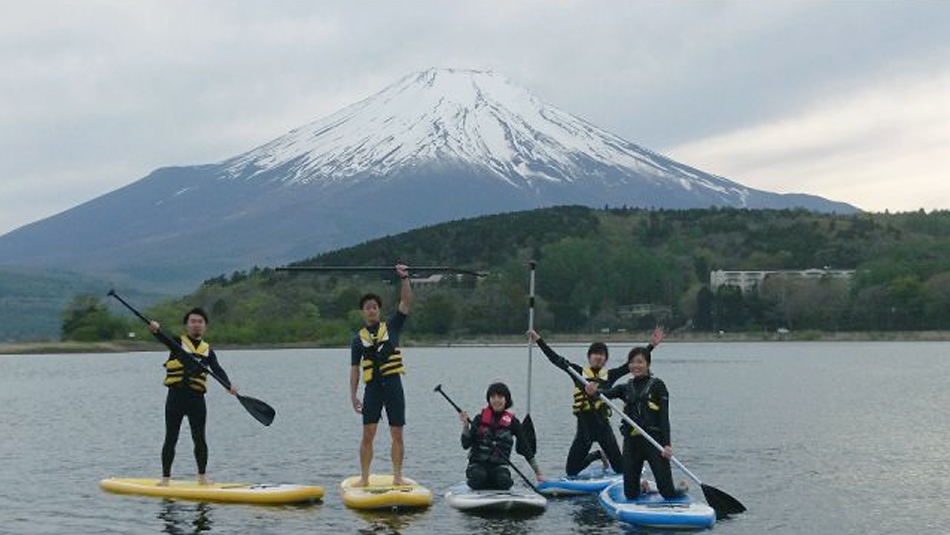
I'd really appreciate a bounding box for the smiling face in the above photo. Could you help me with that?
[629,353,650,378]
[489,393,508,412]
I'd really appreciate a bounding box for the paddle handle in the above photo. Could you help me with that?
[107,290,232,391]
[107,289,150,325]
[564,366,704,487]
[434,385,464,413]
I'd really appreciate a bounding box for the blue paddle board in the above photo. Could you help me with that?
[537,465,622,497]
[599,480,715,529]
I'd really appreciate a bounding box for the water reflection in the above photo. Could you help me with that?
[352,508,430,534]
[158,500,212,534]
[457,509,546,535]
[568,496,613,532]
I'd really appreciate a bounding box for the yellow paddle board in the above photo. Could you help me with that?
[100,478,324,504]
[339,474,433,510]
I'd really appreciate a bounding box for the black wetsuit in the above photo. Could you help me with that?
[350,312,407,426]
[153,331,230,478]
[604,375,676,499]
[536,338,637,475]
[461,409,534,490]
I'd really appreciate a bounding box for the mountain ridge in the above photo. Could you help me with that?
[0,68,857,294]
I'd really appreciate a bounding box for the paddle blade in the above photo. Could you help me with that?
[522,414,537,458]
[238,394,276,426]
[701,483,746,517]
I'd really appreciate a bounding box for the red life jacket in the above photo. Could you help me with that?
[477,407,513,433]
[472,407,515,464]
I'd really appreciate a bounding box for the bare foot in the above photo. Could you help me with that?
[675,480,690,495]
[351,478,370,488]
[197,474,211,485]
[392,477,407,486]
[157,477,170,487]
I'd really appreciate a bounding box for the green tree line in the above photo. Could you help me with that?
[62,206,950,343]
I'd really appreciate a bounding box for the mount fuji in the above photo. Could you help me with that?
[0,68,857,291]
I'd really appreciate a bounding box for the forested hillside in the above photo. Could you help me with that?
[65,206,950,343]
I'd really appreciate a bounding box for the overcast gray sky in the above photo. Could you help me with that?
[2,0,949,236]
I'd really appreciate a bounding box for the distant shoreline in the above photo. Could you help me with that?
[3,330,950,355]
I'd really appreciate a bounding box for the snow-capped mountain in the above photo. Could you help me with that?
[0,68,857,292]
[222,69,734,194]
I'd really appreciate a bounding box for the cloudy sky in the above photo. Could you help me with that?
[2,0,949,236]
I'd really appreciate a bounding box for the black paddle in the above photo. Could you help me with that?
[521,260,538,457]
[107,289,276,427]
[276,265,488,277]
[434,384,542,495]
[565,367,746,517]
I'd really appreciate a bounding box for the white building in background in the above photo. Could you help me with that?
[409,274,445,287]
[710,268,856,294]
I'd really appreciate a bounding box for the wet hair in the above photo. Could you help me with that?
[359,293,382,309]
[587,342,609,361]
[486,382,513,409]
[627,346,651,365]
[182,307,209,325]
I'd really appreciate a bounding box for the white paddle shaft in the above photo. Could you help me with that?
[565,365,704,486]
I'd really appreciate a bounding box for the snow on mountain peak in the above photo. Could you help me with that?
[221,68,746,196]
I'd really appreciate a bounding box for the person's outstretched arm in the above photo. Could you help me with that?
[528,330,581,374]
[396,263,412,315]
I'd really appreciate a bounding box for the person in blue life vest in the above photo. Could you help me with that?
[585,346,688,500]
[349,263,412,487]
[528,327,664,477]
[147,308,237,486]
[459,382,543,490]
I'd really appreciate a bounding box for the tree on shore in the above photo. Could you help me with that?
[61,294,128,341]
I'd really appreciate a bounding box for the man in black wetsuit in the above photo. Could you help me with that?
[148,308,237,485]
[349,263,412,487]
[528,328,663,477]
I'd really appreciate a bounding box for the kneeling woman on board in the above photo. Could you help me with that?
[459,383,543,490]
[586,347,686,500]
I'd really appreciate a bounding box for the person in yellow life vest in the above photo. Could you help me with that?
[147,307,237,486]
[528,327,664,477]
[349,263,412,487]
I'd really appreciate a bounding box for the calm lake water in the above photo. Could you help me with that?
[1,342,948,534]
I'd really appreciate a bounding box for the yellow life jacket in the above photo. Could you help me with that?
[572,366,608,413]
[359,321,404,383]
[164,336,210,393]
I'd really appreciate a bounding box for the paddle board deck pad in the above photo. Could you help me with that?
[444,482,547,513]
[537,465,622,496]
[339,474,433,510]
[599,480,715,529]
[99,478,324,504]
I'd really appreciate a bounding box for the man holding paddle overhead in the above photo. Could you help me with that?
[147,308,237,486]
[349,263,412,487]
[528,328,664,477]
